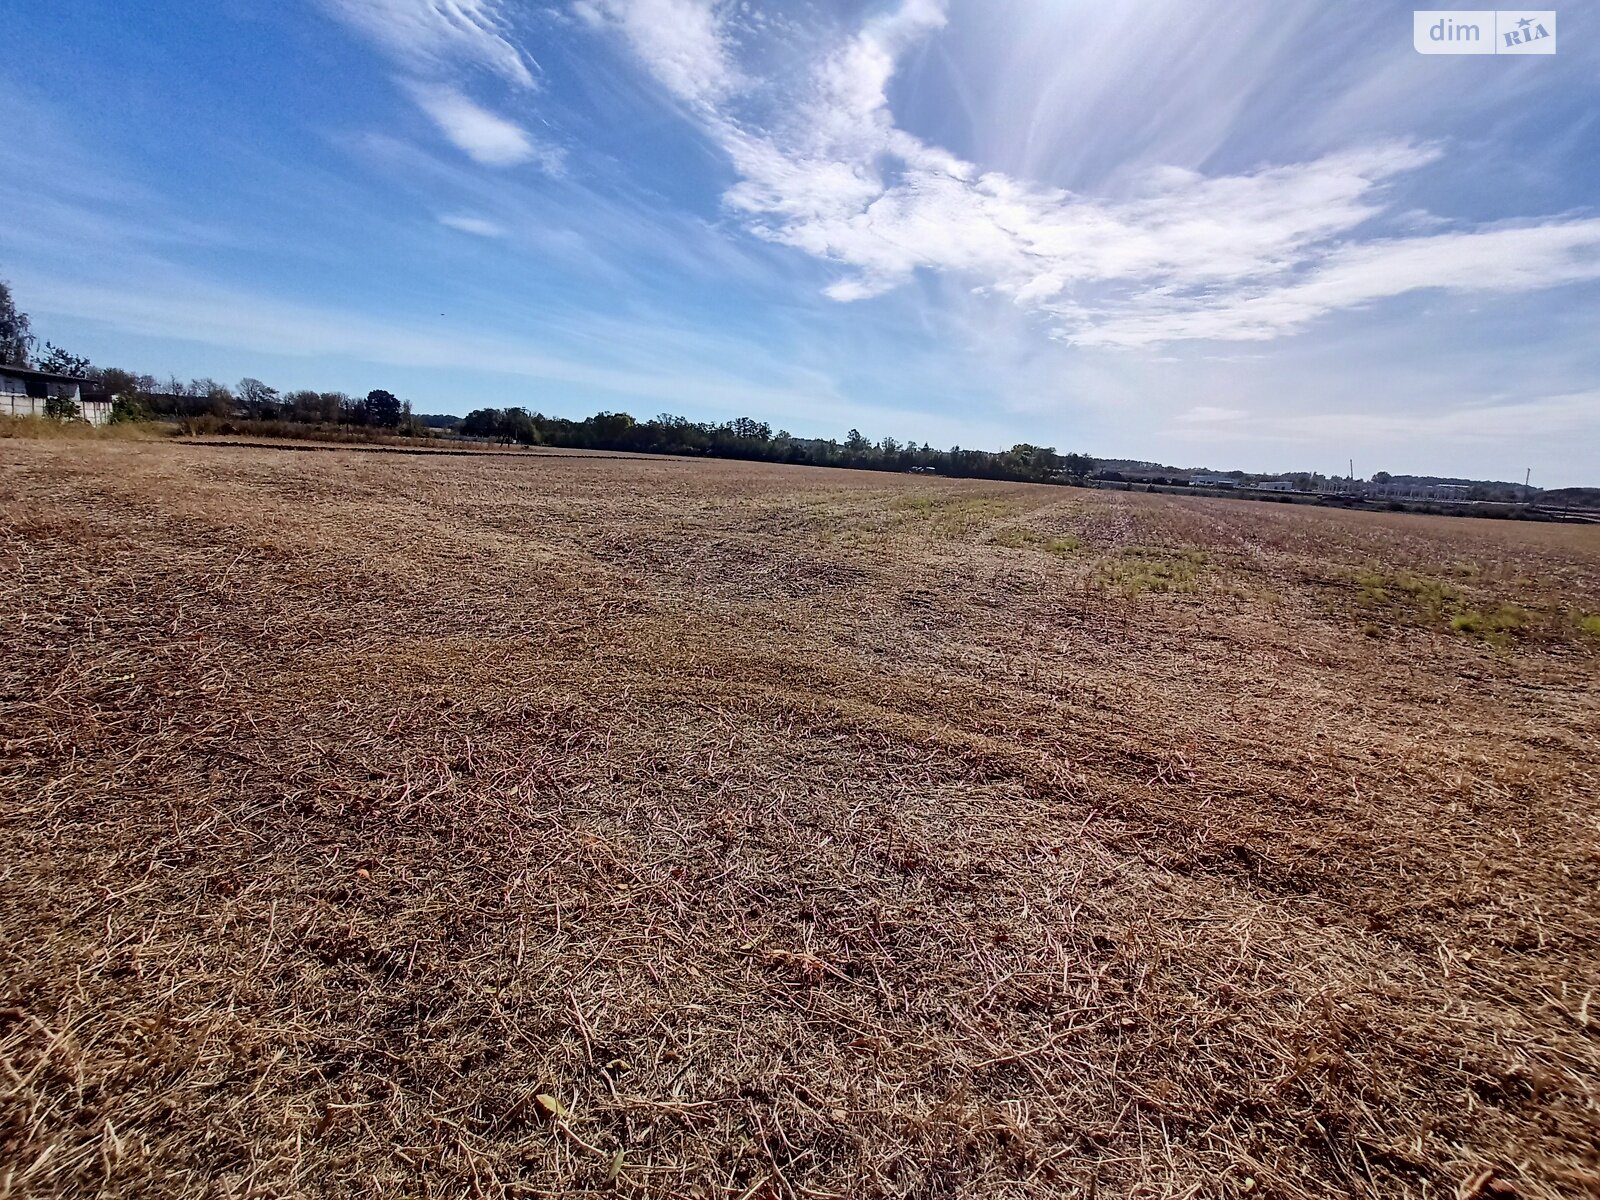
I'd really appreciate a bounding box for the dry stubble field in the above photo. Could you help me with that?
[2,437,1598,1200]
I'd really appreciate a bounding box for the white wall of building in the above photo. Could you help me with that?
[0,372,109,426]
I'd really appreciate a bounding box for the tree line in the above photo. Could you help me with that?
[457,408,1094,482]
[2,278,418,429]
[108,372,413,429]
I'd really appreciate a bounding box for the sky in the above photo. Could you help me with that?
[2,1,1597,484]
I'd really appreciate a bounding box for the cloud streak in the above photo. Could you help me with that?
[437,212,505,236]
[584,0,1600,347]
[322,0,536,86]
[573,0,740,104]
[406,83,551,167]
[1071,219,1600,347]
[325,0,558,169]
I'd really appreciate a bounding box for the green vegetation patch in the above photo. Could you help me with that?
[1351,567,1543,648]
[1354,569,1460,619]
[1095,545,1208,596]
[1450,605,1530,647]
[891,494,1026,539]
[990,527,1082,556]
[1045,535,1083,556]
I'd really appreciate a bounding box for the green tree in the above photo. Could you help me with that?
[0,279,33,366]
[96,367,148,422]
[110,396,145,423]
[98,368,137,396]
[43,392,81,421]
[501,407,539,445]
[365,389,402,427]
[590,411,636,445]
[36,343,93,376]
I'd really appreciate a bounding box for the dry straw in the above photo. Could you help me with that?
[2,437,1597,1198]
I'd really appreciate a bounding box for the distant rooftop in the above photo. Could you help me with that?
[0,363,97,384]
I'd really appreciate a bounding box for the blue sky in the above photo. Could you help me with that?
[3,1,1597,483]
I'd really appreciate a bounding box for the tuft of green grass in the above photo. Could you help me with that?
[988,527,1082,556]
[1347,567,1551,649]
[992,526,1033,549]
[1353,568,1460,620]
[1578,613,1600,639]
[893,494,1024,539]
[1450,605,1529,640]
[1096,548,1204,596]
[1044,535,1082,556]
[1123,545,1208,566]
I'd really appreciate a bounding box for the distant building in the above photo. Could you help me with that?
[1188,474,1237,488]
[1249,480,1295,492]
[1366,480,1475,502]
[0,365,112,426]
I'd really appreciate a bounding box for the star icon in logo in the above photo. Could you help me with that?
[1517,16,1533,30]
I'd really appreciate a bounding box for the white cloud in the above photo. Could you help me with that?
[407,84,549,167]
[324,0,560,173]
[573,0,740,105]
[437,213,505,236]
[1244,391,1600,445]
[1180,405,1248,424]
[1072,219,1600,347]
[582,0,1600,350]
[322,0,535,87]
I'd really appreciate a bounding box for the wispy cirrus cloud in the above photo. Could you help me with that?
[321,0,536,86]
[581,0,1600,348]
[320,0,1600,345]
[1179,405,1249,424]
[1070,218,1600,347]
[323,0,560,169]
[437,212,505,237]
[1220,391,1600,445]
[571,0,740,105]
[405,83,557,168]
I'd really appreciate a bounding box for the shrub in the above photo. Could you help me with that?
[109,395,147,424]
[43,394,81,421]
